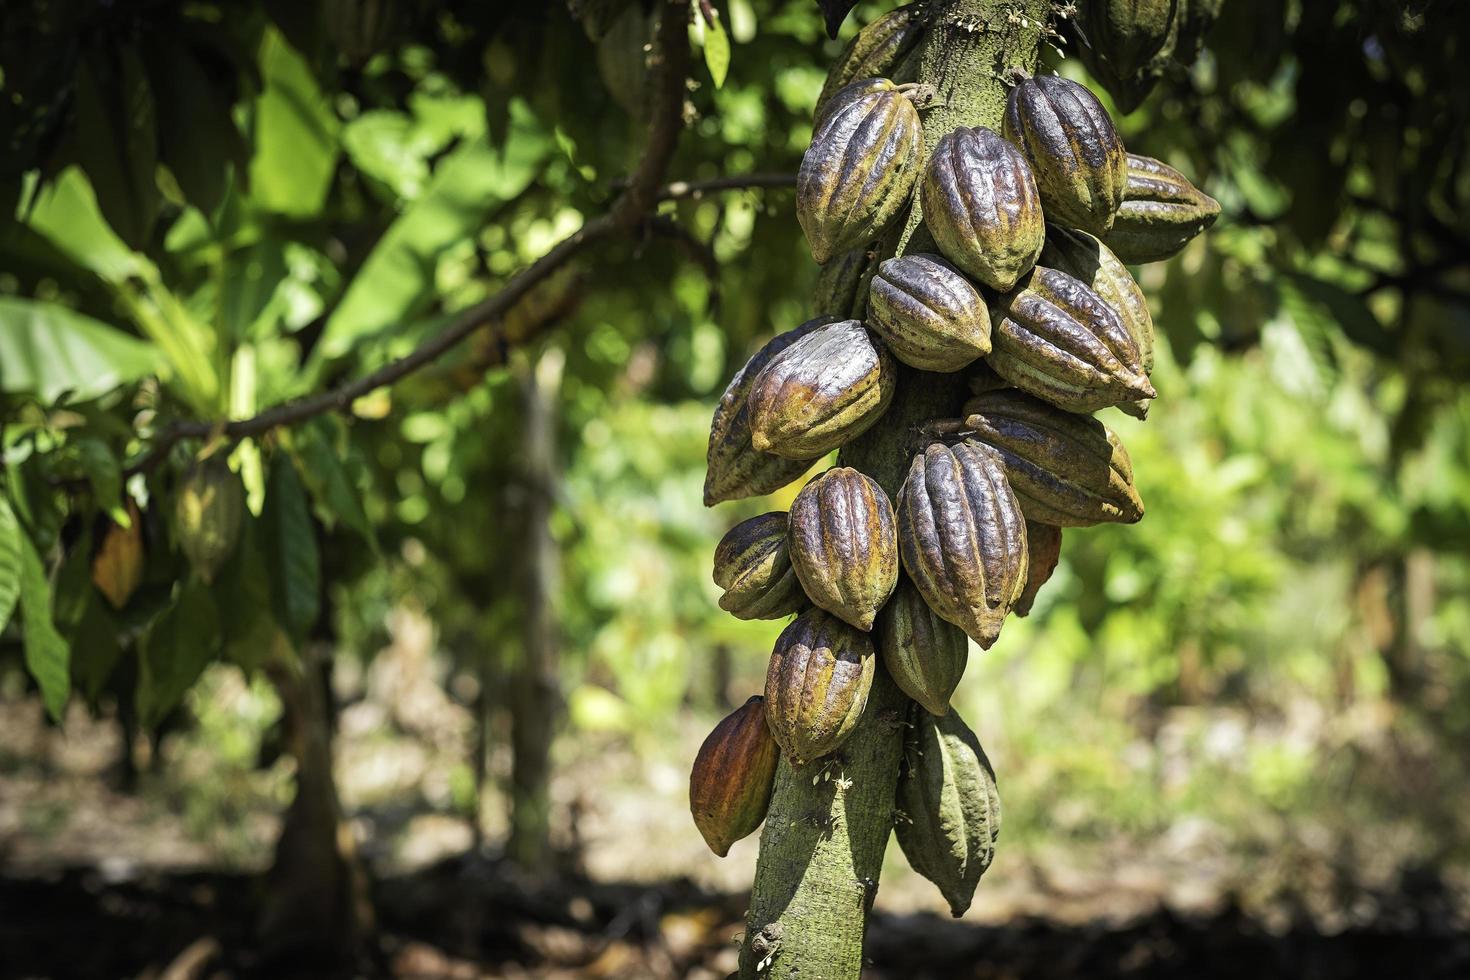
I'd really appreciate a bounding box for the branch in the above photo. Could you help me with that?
[121,1,692,479]
[649,172,796,200]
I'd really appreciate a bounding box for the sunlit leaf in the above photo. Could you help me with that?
[248,28,340,217]
[21,168,143,283]
[0,497,21,634]
[700,11,732,89]
[0,297,161,403]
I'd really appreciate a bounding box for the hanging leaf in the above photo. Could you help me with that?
[17,532,70,721]
[137,580,220,730]
[261,456,321,639]
[71,44,160,250]
[211,513,281,672]
[816,0,860,39]
[700,9,732,89]
[296,418,376,547]
[59,437,126,522]
[248,28,341,217]
[53,533,125,702]
[20,168,146,284]
[0,297,161,404]
[0,497,21,634]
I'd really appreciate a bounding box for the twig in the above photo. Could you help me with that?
[613,172,798,200]
[118,1,693,479]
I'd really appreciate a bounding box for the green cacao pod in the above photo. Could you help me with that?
[921,126,1045,292]
[896,442,1028,650]
[896,706,1001,917]
[1003,75,1127,236]
[689,695,780,857]
[963,389,1144,527]
[747,319,898,460]
[798,78,923,264]
[878,576,969,716]
[988,265,1155,414]
[788,467,899,631]
[713,513,807,621]
[1071,0,1178,113]
[868,253,992,372]
[175,458,244,585]
[814,5,926,122]
[1014,520,1062,617]
[1040,224,1155,418]
[764,608,876,765]
[704,318,832,505]
[1101,152,1220,264]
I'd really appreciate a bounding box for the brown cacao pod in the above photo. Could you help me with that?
[788,467,898,631]
[764,608,876,765]
[1003,75,1127,236]
[1070,0,1178,113]
[895,706,1001,918]
[921,126,1045,292]
[814,5,926,122]
[689,695,780,857]
[713,513,807,621]
[988,265,1155,414]
[798,78,923,264]
[91,502,144,610]
[1014,520,1062,617]
[868,253,991,372]
[704,318,832,506]
[878,576,969,716]
[963,389,1144,527]
[896,442,1028,650]
[747,319,898,460]
[1101,152,1220,264]
[1040,224,1155,418]
[175,458,244,585]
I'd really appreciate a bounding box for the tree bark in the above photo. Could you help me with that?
[739,3,1051,976]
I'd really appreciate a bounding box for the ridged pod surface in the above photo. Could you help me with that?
[1102,153,1221,264]
[963,389,1144,527]
[895,707,1001,917]
[868,253,991,372]
[814,5,926,121]
[713,513,807,621]
[878,576,969,716]
[1014,520,1062,617]
[1040,224,1155,417]
[813,247,874,320]
[704,318,831,506]
[1003,75,1127,236]
[921,126,1045,291]
[747,319,898,460]
[764,608,876,765]
[1072,0,1178,112]
[689,696,780,857]
[175,459,244,585]
[798,78,923,264]
[896,442,1028,649]
[788,468,899,631]
[988,265,1155,413]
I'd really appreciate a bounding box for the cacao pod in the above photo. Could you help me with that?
[788,467,899,631]
[813,246,874,320]
[896,706,1001,917]
[175,458,244,585]
[690,695,780,857]
[868,253,992,372]
[1172,0,1224,67]
[815,5,926,122]
[1040,224,1155,418]
[1101,152,1220,264]
[1003,75,1127,236]
[878,576,969,716]
[963,389,1144,526]
[921,126,1045,292]
[764,608,876,765]
[798,78,923,264]
[896,442,1028,650]
[91,502,144,610]
[988,265,1155,414]
[1014,520,1062,617]
[704,318,832,505]
[713,513,807,621]
[1070,0,1178,113]
[747,319,898,460]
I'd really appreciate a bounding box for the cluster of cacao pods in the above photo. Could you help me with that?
[690,4,1218,912]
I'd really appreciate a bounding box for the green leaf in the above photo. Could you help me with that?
[17,532,70,721]
[220,239,289,343]
[313,100,550,362]
[699,10,732,89]
[72,44,160,250]
[146,39,250,215]
[60,437,125,522]
[261,457,320,639]
[296,419,376,547]
[0,297,162,404]
[211,514,280,672]
[248,28,341,217]
[341,110,435,200]
[0,497,21,634]
[52,534,124,703]
[137,581,220,730]
[22,168,144,283]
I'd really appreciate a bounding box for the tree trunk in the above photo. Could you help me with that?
[739,3,1050,975]
[507,350,563,873]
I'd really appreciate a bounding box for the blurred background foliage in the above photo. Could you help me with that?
[1,0,1469,972]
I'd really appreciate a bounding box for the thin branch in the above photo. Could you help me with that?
[639,172,797,200]
[119,1,693,479]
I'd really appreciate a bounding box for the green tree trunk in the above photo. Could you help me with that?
[739,3,1051,976]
